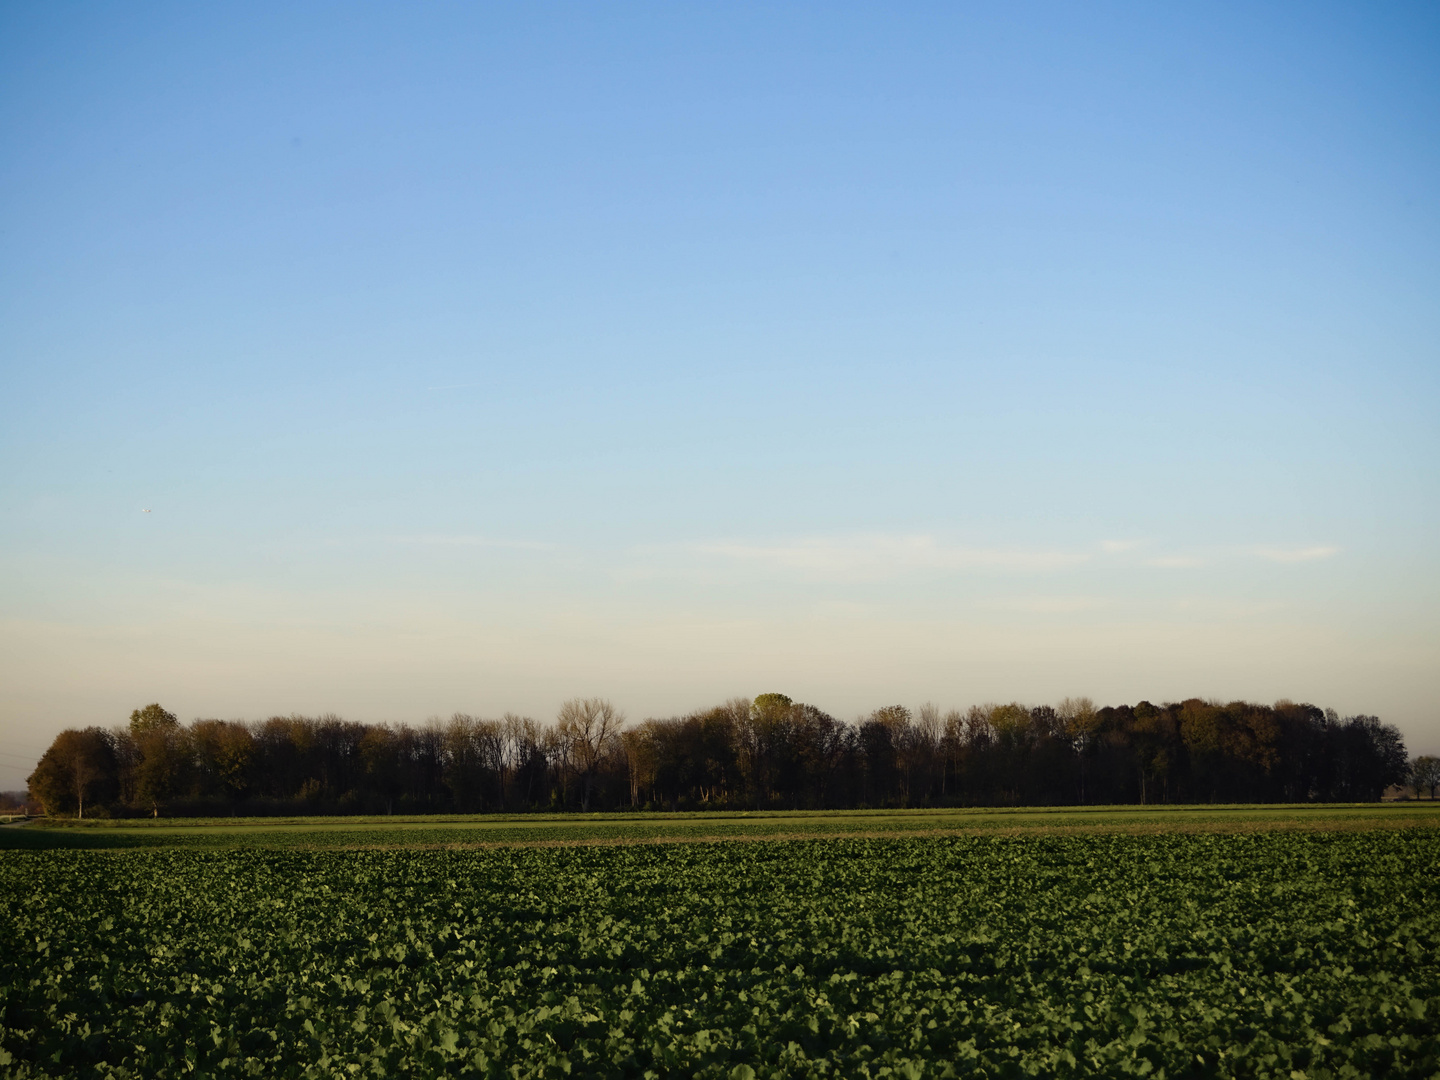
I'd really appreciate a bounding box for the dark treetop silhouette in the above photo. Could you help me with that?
[27,694,1411,817]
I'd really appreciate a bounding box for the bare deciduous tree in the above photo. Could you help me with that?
[1057,696,1099,803]
[556,697,625,811]
[620,725,658,807]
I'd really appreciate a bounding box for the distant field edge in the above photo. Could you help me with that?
[18,800,1440,830]
[2,801,1437,851]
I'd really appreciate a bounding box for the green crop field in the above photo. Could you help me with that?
[3,801,1438,851]
[2,811,1438,1078]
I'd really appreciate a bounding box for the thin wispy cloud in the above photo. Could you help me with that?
[390,535,558,551]
[984,595,1111,614]
[1101,539,1145,554]
[687,536,1342,580]
[1148,555,1207,569]
[1140,545,1340,569]
[696,535,1091,579]
[1253,545,1340,563]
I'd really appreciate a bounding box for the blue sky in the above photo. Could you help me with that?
[2,2,1438,784]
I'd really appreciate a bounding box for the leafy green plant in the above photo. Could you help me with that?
[2,831,1437,1077]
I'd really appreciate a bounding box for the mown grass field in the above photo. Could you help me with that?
[2,807,1438,1078]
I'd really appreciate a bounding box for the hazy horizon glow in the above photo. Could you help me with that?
[3,2,1439,787]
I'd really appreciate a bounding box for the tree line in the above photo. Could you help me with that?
[25,694,1423,818]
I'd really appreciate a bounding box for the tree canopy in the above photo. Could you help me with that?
[26,694,1414,817]
[129,703,178,736]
